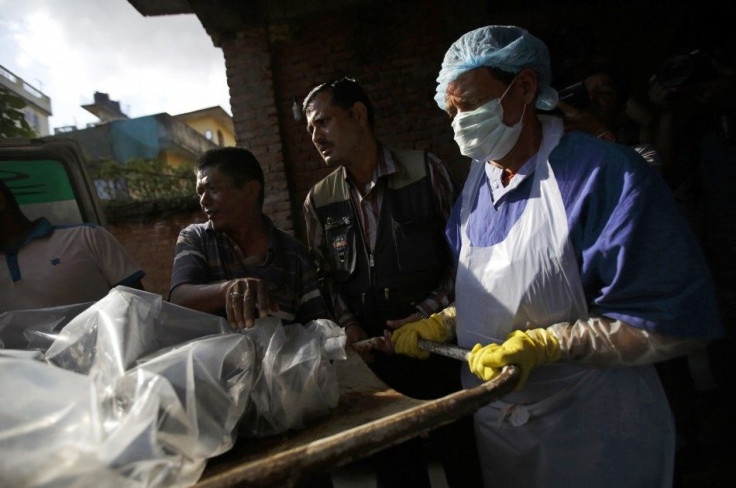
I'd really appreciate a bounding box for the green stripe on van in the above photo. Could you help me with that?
[0,159,76,204]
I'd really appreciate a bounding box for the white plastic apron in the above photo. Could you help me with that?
[455,117,674,488]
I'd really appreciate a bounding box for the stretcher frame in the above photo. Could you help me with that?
[196,348,519,487]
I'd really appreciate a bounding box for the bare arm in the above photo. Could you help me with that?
[170,279,274,329]
[169,281,229,315]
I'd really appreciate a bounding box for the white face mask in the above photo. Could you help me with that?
[451,80,525,162]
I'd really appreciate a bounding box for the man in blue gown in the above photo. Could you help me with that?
[392,25,722,488]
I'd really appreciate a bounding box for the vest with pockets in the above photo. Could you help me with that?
[311,149,450,336]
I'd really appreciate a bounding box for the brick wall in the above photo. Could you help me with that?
[220,1,471,242]
[220,27,295,235]
[107,208,205,298]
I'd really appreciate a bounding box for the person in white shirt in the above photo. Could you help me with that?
[1,179,144,312]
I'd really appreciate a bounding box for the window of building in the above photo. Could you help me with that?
[205,129,213,140]
[23,109,40,132]
[217,130,224,146]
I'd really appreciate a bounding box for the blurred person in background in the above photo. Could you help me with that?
[553,58,662,169]
[1,179,144,312]
[648,40,736,482]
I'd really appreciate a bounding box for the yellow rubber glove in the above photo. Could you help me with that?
[391,311,453,359]
[468,328,561,391]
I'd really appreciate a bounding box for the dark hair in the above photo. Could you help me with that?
[581,62,630,104]
[555,58,630,104]
[0,179,21,214]
[195,147,265,209]
[302,77,375,129]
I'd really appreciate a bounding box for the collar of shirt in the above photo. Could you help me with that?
[204,215,279,267]
[341,143,400,196]
[485,153,538,206]
[4,218,55,254]
[342,143,399,252]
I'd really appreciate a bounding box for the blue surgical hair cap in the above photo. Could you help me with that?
[435,25,559,111]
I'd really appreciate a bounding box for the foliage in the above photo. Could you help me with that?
[90,158,196,202]
[0,87,37,138]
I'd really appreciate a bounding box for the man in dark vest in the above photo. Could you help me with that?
[302,77,482,488]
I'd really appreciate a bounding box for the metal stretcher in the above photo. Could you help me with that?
[195,342,519,487]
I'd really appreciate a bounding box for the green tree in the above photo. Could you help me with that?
[0,87,36,138]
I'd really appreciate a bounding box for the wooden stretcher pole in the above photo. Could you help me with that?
[197,344,519,488]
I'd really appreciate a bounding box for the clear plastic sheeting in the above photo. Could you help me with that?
[0,286,344,487]
[240,317,346,437]
[0,301,91,350]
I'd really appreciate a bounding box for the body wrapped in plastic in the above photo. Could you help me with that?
[0,287,344,487]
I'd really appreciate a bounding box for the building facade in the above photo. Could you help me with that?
[51,92,235,169]
[0,64,52,137]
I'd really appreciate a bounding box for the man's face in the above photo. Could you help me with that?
[584,73,622,126]
[196,166,256,234]
[445,67,520,124]
[305,91,364,167]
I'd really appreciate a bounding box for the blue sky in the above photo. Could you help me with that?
[0,0,231,131]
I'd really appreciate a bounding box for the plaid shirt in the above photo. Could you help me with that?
[304,145,456,328]
[170,216,330,325]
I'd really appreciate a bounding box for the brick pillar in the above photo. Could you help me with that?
[221,27,293,234]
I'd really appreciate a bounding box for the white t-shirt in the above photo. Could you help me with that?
[1,219,144,312]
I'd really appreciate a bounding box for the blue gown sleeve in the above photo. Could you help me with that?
[552,133,722,339]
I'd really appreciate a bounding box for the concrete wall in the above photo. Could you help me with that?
[181,114,236,147]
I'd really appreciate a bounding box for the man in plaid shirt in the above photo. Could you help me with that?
[170,147,329,329]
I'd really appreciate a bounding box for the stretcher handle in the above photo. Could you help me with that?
[417,339,519,382]
[417,339,471,362]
